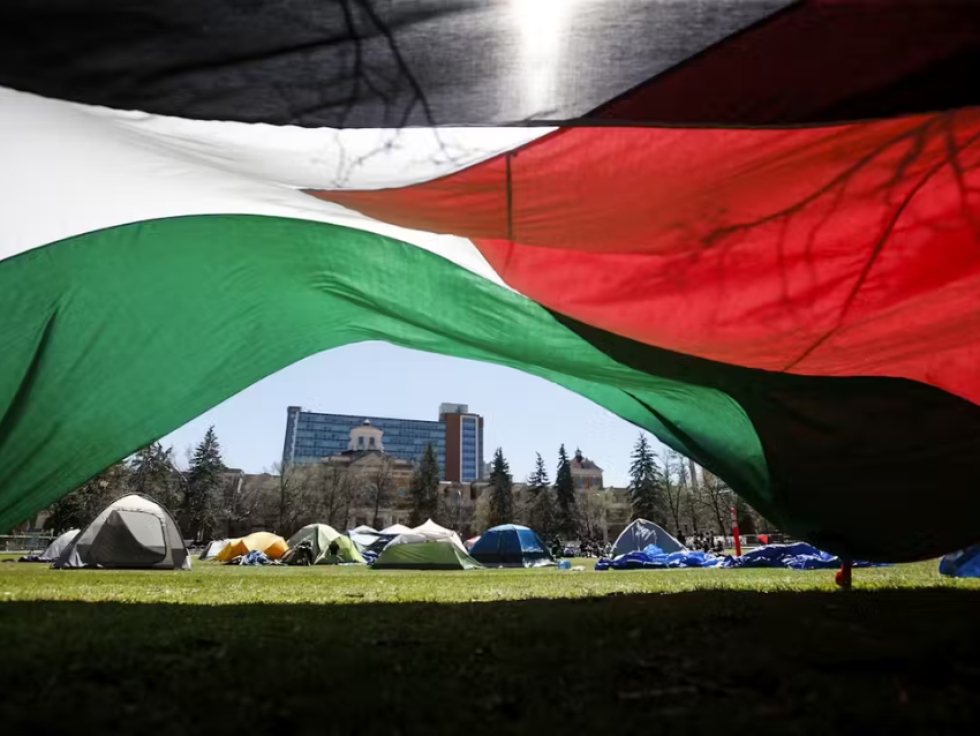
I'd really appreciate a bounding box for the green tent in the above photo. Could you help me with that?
[284,523,365,565]
[373,536,483,571]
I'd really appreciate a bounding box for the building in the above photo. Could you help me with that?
[570,448,604,490]
[439,403,485,483]
[323,421,416,491]
[283,406,447,477]
[283,403,484,481]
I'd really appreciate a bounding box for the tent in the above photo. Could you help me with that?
[612,520,684,558]
[373,534,483,571]
[54,495,190,570]
[380,523,412,536]
[19,528,80,562]
[283,523,365,565]
[411,519,467,552]
[215,531,288,562]
[350,524,377,534]
[199,539,230,560]
[346,529,393,555]
[464,536,480,550]
[469,524,553,568]
[42,529,79,560]
[940,545,980,578]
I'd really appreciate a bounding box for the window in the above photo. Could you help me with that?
[358,436,365,448]
[369,436,376,448]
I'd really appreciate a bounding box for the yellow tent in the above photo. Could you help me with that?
[215,531,288,562]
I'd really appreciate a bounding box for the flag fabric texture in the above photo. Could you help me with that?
[2,1,980,561]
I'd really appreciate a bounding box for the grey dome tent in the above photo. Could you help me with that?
[612,519,684,557]
[42,528,80,560]
[18,528,79,562]
[55,494,191,570]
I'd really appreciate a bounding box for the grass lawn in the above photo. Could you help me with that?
[2,557,979,733]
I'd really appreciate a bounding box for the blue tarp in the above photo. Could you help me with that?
[595,545,720,570]
[227,550,275,566]
[720,543,887,570]
[939,544,980,577]
[362,550,379,565]
[596,543,890,571]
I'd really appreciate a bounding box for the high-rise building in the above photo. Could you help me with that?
[282,403,485,481]
[439,403,485,483]
[283,407,446,476]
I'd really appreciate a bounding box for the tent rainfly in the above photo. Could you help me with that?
[39,529,80,561]
[346,529,393,555]
[216,531,288,562]
[379,523,413,535]
[373,534,483,571]
[54,495,190,570]
[469,524,554,568]
[411,518,467,552]
[612,519,684,557]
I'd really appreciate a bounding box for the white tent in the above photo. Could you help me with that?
[199,539,231,560]
[350,524,377,534]
[41,529,79,561]
[612,519,684,557]
[380,523,412,535]
[55,494,191,570]
[411,518,466,552]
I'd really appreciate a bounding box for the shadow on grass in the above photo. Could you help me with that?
[2,588,979,733]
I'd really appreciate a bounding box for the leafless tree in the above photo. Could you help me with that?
[362,455,395,530]
[578,492,612,542]
[660,449,686,534]
[701,469,733,535]
[437,484,466,532]
[312,463,357,530]
[225,472,274,538]
[271,461,315,535]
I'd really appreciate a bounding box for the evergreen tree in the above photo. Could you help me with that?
[129,442,182,512]
[488,447,514,527]
[408,444,440,526]
[185,426,225,541]
[528,486,559,540]
[527,452,550,491]
[554,444,579,537]
[45,462,130,533]
[629,433,663,522]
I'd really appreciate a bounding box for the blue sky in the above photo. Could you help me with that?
[160,341,664,487]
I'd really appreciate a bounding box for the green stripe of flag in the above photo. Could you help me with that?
[0,215,768,530]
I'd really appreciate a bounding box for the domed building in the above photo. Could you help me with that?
[570,448,603,490]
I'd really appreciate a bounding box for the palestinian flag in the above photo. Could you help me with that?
[2,0,980,561]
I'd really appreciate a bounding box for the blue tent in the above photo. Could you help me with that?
[469,524,554,568]
[939,544,980,577]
